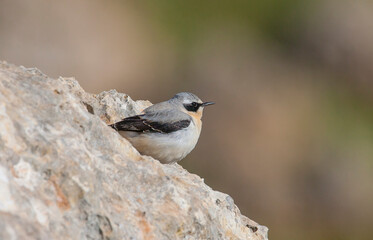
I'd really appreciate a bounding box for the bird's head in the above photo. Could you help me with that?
[171,92,214,119]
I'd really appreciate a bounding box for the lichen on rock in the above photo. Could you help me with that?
[0,61,268,240]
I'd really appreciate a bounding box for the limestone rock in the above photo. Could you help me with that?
[0,61,268,240]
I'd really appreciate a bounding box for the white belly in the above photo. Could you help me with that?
[120,120,202,163]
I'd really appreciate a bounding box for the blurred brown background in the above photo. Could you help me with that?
[1,0,373,239]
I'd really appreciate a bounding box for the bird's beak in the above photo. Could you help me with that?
[201,101,215,107]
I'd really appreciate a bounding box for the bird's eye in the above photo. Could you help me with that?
[184,102,200,112]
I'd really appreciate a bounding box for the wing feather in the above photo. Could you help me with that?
[110,113,191,133]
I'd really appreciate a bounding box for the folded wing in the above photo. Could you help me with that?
[109,112,191,134]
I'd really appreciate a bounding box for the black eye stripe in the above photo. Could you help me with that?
[184,102,201,112]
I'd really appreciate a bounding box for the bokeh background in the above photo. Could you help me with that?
[1,0,373,239]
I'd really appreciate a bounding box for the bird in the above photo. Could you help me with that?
[109,92,214,164]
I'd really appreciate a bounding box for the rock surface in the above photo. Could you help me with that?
[0,61,268,240]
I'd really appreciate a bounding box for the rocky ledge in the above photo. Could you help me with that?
[0,62,268,240]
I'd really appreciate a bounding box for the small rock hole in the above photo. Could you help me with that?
[246,224,258,233]
[83,102,94,114]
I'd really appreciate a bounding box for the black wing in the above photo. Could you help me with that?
[109,115,191,134]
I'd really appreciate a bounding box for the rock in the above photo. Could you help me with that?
[0,61,268,240]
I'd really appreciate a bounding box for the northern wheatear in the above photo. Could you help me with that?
[110,92,214,164]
